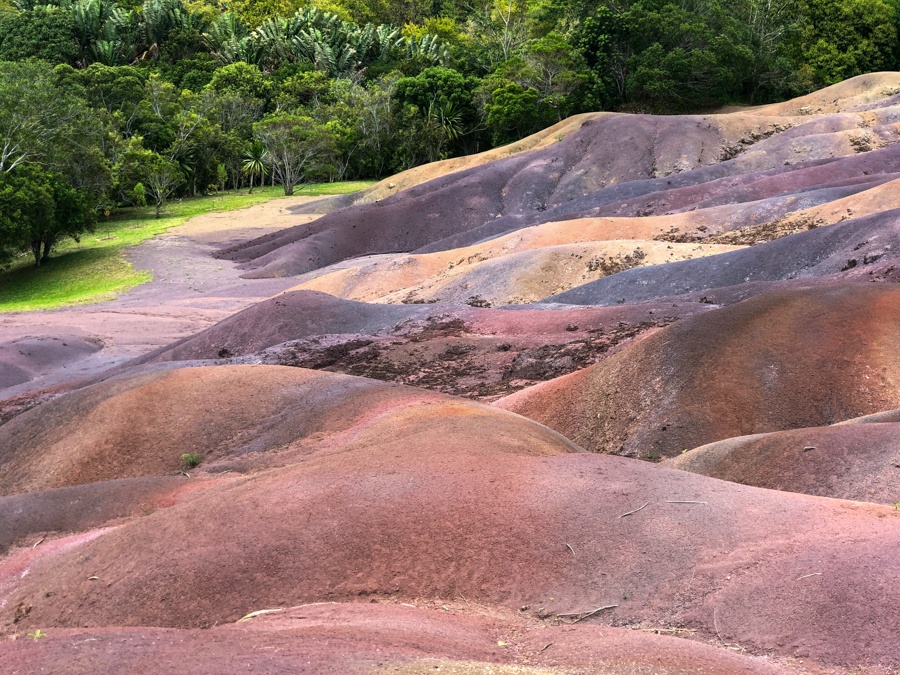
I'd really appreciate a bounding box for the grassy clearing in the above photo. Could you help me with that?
[0,181,372,312]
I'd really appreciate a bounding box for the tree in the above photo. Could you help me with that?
[0,167,54,267]
[394,66,482,154]
[0,7,79,65]
[522,32,583,120]
[0,166,95,267]
[207,61,275,106]
[793,0,899,88]
[242,140,269,193]
[253,113,333,195]
[143,152,184,216]
[0,62,90,173]
[483,81,543,145]
[464,0,532,67]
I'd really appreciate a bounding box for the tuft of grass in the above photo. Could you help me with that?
[0,181,373,313]
[180,453,203,468]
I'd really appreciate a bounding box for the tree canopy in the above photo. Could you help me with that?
[0,0,898,265]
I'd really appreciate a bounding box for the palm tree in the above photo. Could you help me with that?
[242,141,268,194]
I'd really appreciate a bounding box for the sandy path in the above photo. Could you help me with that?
[0,196,323,397]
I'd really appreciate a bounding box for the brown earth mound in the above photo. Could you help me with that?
[0,365,581,496]
[0,367,897,668]
[0,602,790,674]
[499,283,900,459]
[666,423,900,503]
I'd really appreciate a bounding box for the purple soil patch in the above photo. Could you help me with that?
[0,336,102,389]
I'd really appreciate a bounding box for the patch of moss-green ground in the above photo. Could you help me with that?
[0,181,373,312]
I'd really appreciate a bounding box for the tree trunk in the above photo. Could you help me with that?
[31,242,41,267]
[41,238,53,264]
[248,172,254,194]
[156,200,162,218]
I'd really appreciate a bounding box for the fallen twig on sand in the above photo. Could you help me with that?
[557,604,618,623]
[539,642,554,653]
[32,536,45,549]
[713,607,726,646]
[619,500,650,517]
[238,608,286,622]
[638,626,696,635]
[797,572,822,580]
[565,543,576,556]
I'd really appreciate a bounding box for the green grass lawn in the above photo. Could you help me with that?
[0,181,373,313]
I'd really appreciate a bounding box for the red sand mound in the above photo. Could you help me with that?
[0,602,790,674]
[666,423,900,503]
[500,283,900,459]
[1,401,897,667]
[0,366,897,668]
[0,365,580,496]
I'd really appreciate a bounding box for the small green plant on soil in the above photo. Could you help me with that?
[892,503,900,510]
[27,629,46,640]
[181,453,203,469]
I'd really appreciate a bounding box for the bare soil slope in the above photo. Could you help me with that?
[1,367,898,670]
[666,423,900,503]
[137,289,708,400]
[1,603,789,674]
[4,75,900,674]
[499,284,900,458]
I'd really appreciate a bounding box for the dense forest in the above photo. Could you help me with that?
[0,0,899,266]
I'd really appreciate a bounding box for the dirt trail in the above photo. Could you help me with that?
[0,196,322,397]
